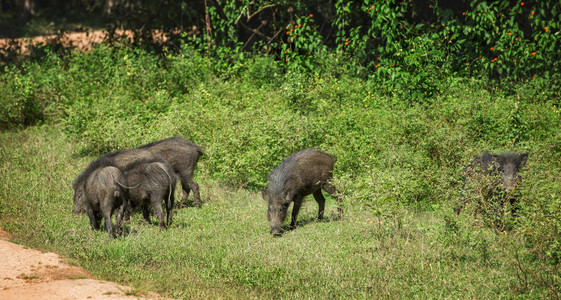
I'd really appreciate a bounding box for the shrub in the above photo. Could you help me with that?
[0,65,42,129]
[517,143,561,262]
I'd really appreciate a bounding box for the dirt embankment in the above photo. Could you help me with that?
[0,227,165,300]
[0,29,174,55]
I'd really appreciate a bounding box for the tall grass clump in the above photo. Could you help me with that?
[0,65,42,129]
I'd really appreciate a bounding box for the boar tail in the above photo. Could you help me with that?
[115,181,141,190]
[164,170,174,210]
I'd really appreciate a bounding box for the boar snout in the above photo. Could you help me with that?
[72,190,85,215]
[270,227,283,237]
[503,176,518,192]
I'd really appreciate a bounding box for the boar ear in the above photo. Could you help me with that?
[519,153,529,168]
[261,189,267,200]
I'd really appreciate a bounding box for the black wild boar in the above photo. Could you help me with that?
[72,137,203,214]
[80,166,129,237]
[122,159,177,231]
[454,151,528,215]
[138,137,204,208]
[73,148,154,215]
[262,148,343,236]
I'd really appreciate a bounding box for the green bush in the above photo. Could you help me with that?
[0,66,41,129]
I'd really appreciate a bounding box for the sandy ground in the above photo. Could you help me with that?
[0,228,165,300]
[0,29,173,55]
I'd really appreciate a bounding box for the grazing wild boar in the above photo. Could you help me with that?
[262,148,343,236]
[79,166,129,237]
[122,159,177,231]
[73,148,154,215]
[72,136,203,214]
[454,151,528,216]
[138,137,204,208]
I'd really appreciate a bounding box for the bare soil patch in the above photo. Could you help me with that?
[0,29,172,55]
[0,227,165,300]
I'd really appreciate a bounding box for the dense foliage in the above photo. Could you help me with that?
[2,1,560,95]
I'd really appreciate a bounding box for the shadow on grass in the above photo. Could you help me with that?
[275,212,342,236]
[118,225,141,238]
[174,198,199,209]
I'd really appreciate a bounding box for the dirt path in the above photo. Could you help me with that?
[0,228,164,300]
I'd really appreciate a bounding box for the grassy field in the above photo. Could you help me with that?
[0,42,559,298]
[1,124,558,299]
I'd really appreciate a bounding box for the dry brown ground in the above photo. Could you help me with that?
[0,227,166,300]
[0,29,172,55]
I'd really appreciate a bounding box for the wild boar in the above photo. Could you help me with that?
[455,151,528,215]
[121,159,177,231]
[80,166,129,237]
[72,137,203,215]
[138,137,204,208]
[262,148,343,236]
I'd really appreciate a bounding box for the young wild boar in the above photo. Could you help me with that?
[72,148,154,215]
[79,166,129,237]
[122,159,177,231]
[138,137,204,208]
[454,151,528,215]
[72,137,203,215]
[262,148,343,236]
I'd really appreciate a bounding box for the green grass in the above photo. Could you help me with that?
[1,125,558,299]
[0,44,559,298]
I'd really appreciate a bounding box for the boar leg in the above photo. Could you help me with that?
[191,179,201,208]
[322,183,344,219]
[179,185,191,209]
[102,209,114,237]
[313,190,326,220]
[166,191,174,226]
[115,202,127,237]
[180,174,201,208]
[142,199,151,223]
[101,196,115,236]
[86,208,100,230]
[290,196,304,229]
[151,194,166,231]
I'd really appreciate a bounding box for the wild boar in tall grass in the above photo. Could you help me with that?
[455,151,528,220]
